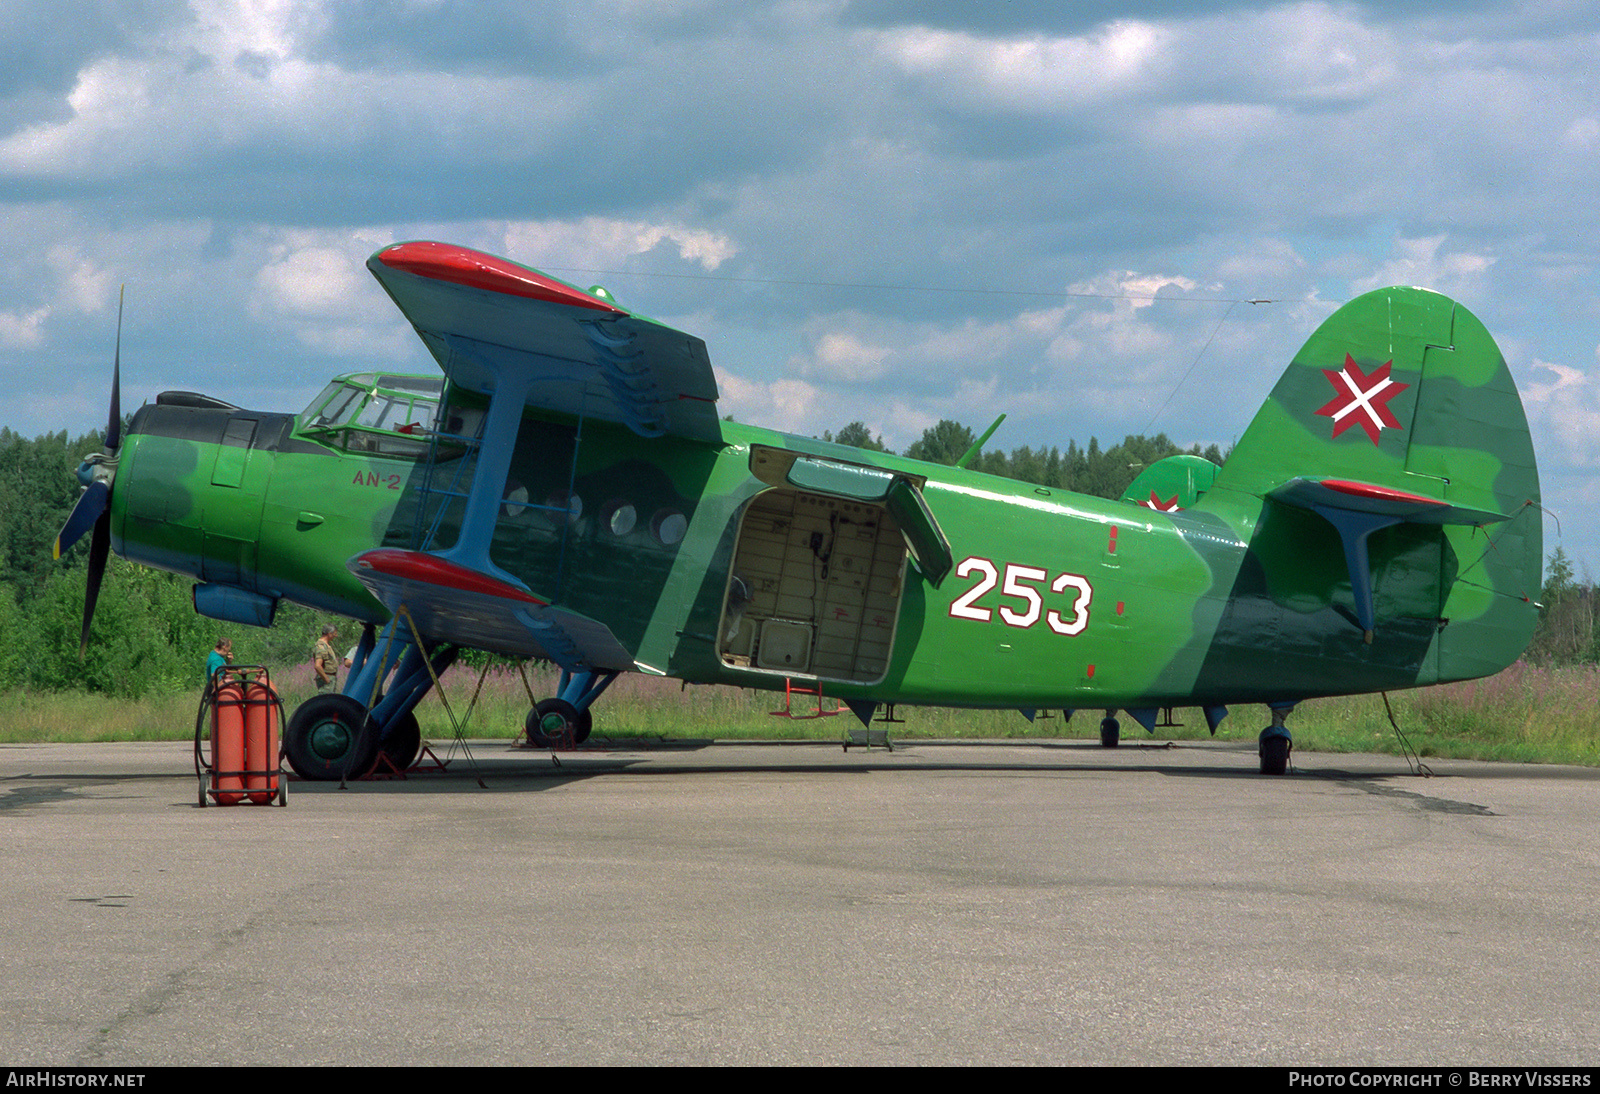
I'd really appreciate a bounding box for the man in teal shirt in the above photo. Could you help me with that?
[206,637,232,682]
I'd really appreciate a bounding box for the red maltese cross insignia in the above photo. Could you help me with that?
[1316,355,1409,444]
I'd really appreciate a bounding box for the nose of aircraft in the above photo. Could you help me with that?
[52,287,125,656]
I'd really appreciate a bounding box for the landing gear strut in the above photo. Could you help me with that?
[284,622,457,781]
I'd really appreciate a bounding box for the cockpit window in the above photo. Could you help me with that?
[354,395,421,432]
[298,373,444,458]
[304,383,359,428]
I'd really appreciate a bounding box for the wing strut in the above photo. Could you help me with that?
[432,365,536,589]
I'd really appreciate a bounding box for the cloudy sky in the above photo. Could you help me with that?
[5,0,1600,571]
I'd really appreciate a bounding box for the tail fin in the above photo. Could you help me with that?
[1120,453,1218,512]
[1200,286,1541,681]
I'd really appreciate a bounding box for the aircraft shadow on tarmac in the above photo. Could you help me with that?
[270,736,1533,799]
[5,740,1589,815]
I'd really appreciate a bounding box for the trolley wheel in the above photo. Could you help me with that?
[285,694,380,781]
[197,778,207,808]
[380,711,423,772]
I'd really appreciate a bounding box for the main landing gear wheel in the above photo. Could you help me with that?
[526,698,593,748]
[1259,731,1291,775]
[285,694,379,781]
[1100,717,1120,748]
[380,710,423,772]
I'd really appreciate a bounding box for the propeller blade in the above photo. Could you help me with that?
[71,287,127,657]
[106,286,123,451]
[79,511,110,660]
[53,480,110,560]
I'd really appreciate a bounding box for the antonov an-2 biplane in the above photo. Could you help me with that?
[56,242,1542,777]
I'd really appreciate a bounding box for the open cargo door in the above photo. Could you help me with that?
[716,448,954,685]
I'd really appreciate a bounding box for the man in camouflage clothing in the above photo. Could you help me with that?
[313,624,339,692]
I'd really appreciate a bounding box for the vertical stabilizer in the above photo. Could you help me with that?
[1200,287,1541,680]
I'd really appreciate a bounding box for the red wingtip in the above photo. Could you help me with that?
[352,548,549,606]
[1319,479,1446,507]
[373,241,623,314]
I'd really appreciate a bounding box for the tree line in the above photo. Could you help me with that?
[822,418,1226,502]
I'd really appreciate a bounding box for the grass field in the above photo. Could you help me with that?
[3,659,1596,767]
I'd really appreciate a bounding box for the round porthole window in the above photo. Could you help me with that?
[652,509,687,546]
[545,490,582,524]
[503,481,529,518]
[604,501,637,536]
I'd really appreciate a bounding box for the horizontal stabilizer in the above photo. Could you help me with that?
[1269,478,1511,642]
[1269,478,1509,526]
[1120,453,1217,513]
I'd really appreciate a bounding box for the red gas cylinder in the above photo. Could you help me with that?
[199,666,284,807]
[244,675,280,804]
[213,679,247,806]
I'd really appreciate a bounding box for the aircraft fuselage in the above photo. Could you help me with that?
[111,382,1487,712]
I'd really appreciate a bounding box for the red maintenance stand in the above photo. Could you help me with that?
[195,665,286,807]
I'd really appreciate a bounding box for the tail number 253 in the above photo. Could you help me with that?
[947,557,1093,636]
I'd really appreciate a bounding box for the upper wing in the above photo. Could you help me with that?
[368,241,722,443]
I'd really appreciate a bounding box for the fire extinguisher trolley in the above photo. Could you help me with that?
[195,665,287,807]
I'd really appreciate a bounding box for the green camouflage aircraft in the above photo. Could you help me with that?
[56,242,1542,777]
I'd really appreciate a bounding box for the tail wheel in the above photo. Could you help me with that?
[285,694,379,781]
[526,698,593,749]
[1259,733,1291,775]
[1099,717,1120,748]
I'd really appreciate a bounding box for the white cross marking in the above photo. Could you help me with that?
[1330,368,1394,433]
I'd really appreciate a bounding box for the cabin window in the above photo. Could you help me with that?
[604,502,637,537]
[543,490,582,525]
[652,509,687,546]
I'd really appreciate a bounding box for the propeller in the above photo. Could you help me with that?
[54,286,124,657]
[52,480,109,559]
[106,286,122,450]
